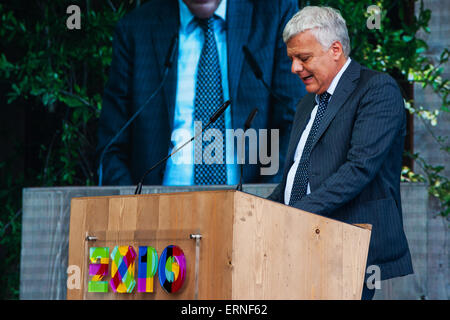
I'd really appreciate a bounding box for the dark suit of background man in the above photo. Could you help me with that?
[97,0,306,186]
[268,6,413,300]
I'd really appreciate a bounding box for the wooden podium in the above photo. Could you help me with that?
[67,190,371,300]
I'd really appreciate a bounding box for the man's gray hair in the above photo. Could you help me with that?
[283,6,351,57]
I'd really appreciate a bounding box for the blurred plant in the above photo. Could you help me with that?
[406,153,450,217]
[0,0,137,299]
[0,159,24,299]
[0,0,132,185]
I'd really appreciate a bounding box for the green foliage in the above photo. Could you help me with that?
[406,152,450,217]
[0,0,138,300]
[0,0,132,186]
[0,0,448,299]
[0,152,26,299]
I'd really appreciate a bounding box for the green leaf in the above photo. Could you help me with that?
[402,35,414,42]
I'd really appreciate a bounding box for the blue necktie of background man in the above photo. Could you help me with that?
[193,17,227,185]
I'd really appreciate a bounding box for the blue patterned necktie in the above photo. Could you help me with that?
[193,17,227,185]
[289,92,332,205]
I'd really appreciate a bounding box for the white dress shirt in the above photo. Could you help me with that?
[284,57,352,205]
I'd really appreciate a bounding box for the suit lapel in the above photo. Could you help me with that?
[227,0,253,125]
[311,60,361,150]
[152,1,180,132]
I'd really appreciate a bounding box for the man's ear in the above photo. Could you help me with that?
[330,41,344,60]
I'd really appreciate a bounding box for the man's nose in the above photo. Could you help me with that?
[291,59,304,74]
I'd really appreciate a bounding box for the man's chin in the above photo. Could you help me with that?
[302,78,319,94]
[304,85,319,94]
[185,1,220,19]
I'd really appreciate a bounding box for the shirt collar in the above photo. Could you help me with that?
[328,57,351,95]
[315,57,351,102]
[179,0,227,33]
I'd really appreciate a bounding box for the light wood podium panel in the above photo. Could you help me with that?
[67,190,371,300]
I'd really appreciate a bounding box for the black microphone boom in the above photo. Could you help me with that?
[244,108,258,131]
[134,100,232,195]
[98,34,179,186]
[164,34,178,68]
[236,108,258,192]
[242,45,294,116]
[242,45,263,79]
[209,100,231,124]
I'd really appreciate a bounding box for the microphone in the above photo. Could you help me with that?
[134,100,232,195]
[242,45,294,115]
[244,108,258,131]
[98,34,179,186]
[236,108,258,191]
[164,34,179,68]
[242,46,263,80]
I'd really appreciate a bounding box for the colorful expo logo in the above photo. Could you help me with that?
[89,245,186,294]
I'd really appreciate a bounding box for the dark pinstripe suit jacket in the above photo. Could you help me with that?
[268,60,414,280]
[97,0,305,185]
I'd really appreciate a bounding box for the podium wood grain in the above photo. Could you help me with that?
[67,190,371,300]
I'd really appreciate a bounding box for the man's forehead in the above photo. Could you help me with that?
[287,46,313,55]
[287,30,317,45]
[287,31,321,54]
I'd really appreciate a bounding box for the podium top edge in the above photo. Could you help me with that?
[70,188,241,201]
[353,223,372,230]
[23,184,277,192]
[68,189,372,233]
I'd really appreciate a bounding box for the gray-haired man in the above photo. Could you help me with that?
[268,6,413,300]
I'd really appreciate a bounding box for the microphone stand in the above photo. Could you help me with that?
[236,108,258,192]
[242,45,295,117]
[236,157,244,191]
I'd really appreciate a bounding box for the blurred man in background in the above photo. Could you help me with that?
[97,0,305,186]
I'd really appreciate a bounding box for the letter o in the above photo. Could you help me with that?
[158,245,186,293]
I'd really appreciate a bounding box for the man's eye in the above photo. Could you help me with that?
[300,56,310,62]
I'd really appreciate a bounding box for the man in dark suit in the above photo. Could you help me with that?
[267,6,413,299]
[97,0,305,186]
